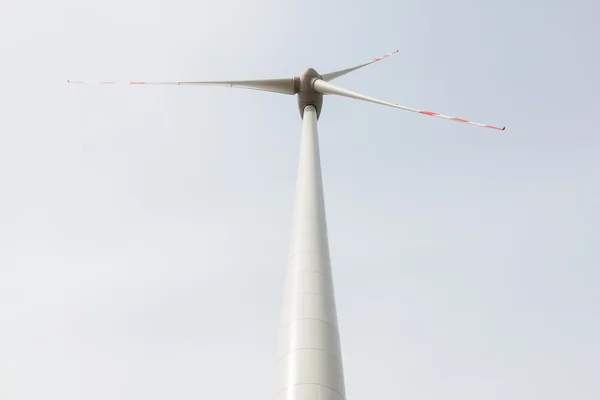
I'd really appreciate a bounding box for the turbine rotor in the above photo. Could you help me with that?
[68,49,505,130]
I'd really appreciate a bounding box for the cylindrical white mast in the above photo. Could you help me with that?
[275,105,346,400]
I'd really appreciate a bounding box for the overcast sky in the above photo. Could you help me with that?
[1,0,599,399]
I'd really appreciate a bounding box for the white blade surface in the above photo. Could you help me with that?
[320,50,399,82]
[313,79,505,131]
[67,78,296,95]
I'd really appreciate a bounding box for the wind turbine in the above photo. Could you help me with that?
[69,50,505,400]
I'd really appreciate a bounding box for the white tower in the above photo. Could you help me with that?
[275,105,345,400]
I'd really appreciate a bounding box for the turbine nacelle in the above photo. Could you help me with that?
[295,68,324,119]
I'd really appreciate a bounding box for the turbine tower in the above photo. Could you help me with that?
[69,50,504,400]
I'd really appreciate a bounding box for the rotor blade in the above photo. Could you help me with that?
[67,78,297,95]
[313,79,505,131]
[320,50,399,82]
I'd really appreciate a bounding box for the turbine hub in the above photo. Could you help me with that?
[295,68,324,119]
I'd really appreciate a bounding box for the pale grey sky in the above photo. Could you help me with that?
[1,0,599,399]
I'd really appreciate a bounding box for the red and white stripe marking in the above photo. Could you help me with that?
[419,110,505,130]
[372,49,399,62]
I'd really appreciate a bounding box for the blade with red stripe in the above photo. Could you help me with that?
[67,78,297,94]
[313,79,505,131]
[320,50,400,82]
